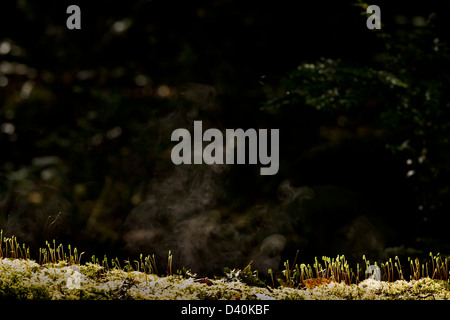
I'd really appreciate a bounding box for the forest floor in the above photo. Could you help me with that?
[1,258,450,300]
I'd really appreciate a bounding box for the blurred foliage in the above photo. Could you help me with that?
[1,0,450,265]
[263,14,450,222]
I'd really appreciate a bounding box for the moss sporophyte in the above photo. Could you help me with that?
[0,233,449,299]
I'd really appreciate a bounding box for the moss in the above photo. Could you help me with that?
[1,258,450,300]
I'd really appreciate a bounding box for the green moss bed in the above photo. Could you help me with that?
[1,258,450,300]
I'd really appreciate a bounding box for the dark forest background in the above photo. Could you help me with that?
[1,0,450,276]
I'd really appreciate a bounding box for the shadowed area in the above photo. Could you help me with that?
[1,0,450,277]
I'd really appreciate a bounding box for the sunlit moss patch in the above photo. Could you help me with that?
[1,258,450,300]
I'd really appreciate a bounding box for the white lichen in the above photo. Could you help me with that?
[1,258,449,300]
